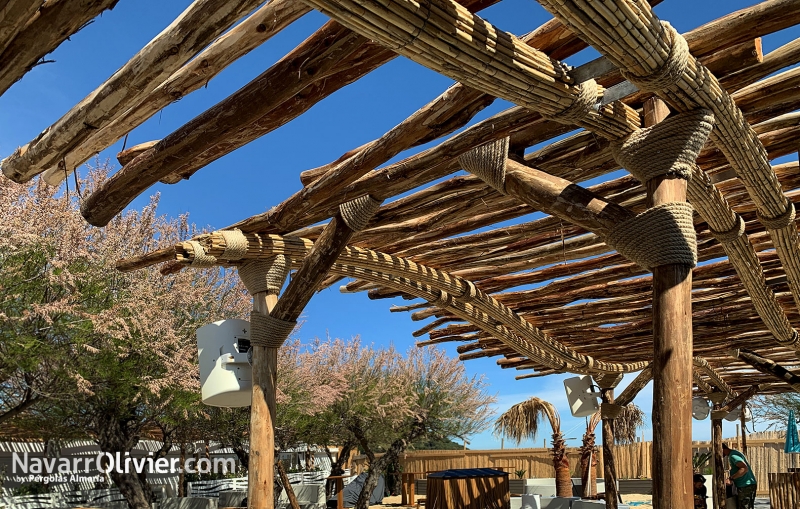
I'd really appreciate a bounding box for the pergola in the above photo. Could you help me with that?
[2,0,800,508]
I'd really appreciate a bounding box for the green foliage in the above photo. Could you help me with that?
[693,452,712,473]
[410,436,464,450]
[751,393,800,428]
[515,469,527,479]
[13,482,49,496]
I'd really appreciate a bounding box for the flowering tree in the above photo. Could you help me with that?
[0,167,251,508]
[304,338,496,509]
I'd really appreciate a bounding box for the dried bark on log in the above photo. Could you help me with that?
[80,20,370,226]
[0,0,42,56]
[117,141,158,167]
[0,0,120,97]
[2,0,265,184]
[731,349,800,392]
[42,0,311,185]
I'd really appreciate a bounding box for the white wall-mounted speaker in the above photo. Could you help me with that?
[197,319,252,407]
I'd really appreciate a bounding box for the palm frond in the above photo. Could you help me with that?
[614,403,645,445]
[493,397,560,445]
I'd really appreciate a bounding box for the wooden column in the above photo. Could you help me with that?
[645,97,694,509]
[709,392,727,509]
[245,205,372,508]
[600,389,619,509]
[740,402,748,456]
[248,290,279,509]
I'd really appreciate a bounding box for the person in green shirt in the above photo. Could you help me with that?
[722,443,757,509]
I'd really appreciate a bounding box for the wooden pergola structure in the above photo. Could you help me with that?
[3,0,800,508]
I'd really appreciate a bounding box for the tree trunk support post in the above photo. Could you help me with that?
[643,97,695,509]
[249,288,282,509]
[740,401,748,456]
[709,391,727,509]
[240,194,381,509]
[594,373,623,509]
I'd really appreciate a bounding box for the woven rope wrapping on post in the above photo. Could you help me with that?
[611,109,715,183]
[219,229,248,260]
[541,79,599,123]
[238,256,290,296]
[758,199,796,230]
[249,311,296,349]
[458,137,509,193]
[710,215,746,244]
[619,22,689,92]
[339,195,382,231]
[605,202,697,270]
[187,241,217,267]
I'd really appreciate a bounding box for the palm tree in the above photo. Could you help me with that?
[494,397,571,497]
[579,412,601,497]
[579,403,645,497]
[613,404,645,446]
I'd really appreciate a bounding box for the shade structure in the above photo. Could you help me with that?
[786,410,800,453]
[426,468,509,509]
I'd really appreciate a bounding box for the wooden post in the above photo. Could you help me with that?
[644,97,694,509]
[248,291,279,509]
[600,389,619,509]
[710,402,726,509]
[740,402,748,456]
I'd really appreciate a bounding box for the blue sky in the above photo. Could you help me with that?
[1,0,798,449]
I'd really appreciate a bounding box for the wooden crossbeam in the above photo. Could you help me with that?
[0,0,119,97]
[2,0,265,183]
[0,0,42,56]
[730,348,800,392]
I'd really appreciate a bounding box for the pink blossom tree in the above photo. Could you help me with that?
[1,167,251,508]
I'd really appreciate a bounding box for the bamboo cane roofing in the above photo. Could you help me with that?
[3,0,800,398]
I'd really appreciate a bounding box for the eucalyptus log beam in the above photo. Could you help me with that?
[644,98,694,509]
[2,0,264,183]
[721,37,800,93]
[79,21,369,226]
[0,0,120,97]
[712,384,767,418]
[615,367,653,407]
[117,141,158,167]
[0,0,42,56]
[503,159,635,237]
[730,348,800,392]
[42,0,311,186]
[270,214,360,324]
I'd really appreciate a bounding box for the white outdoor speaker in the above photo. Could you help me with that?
[692,396,711,420]
[197,319,252,407]
[725,406,752,422]
[564,376,601,417]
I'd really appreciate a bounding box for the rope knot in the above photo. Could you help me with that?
[758,199,796,230]
[250,311,296,349]
[611,109,715,183]
[619,22,690,92]
[187,241,217,268]
[238,256,290,295]
[219,229,248,260]
[339,195,382,231]
[605,202,697,270]
[458,137,509,192]
[710,215,745,244]
[543,79,600,123]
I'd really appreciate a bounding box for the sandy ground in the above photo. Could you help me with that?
[368,493,653,508]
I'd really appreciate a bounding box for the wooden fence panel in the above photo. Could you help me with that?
[350,436,793,495]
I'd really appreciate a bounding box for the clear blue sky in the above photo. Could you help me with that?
[1,0,797,450]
